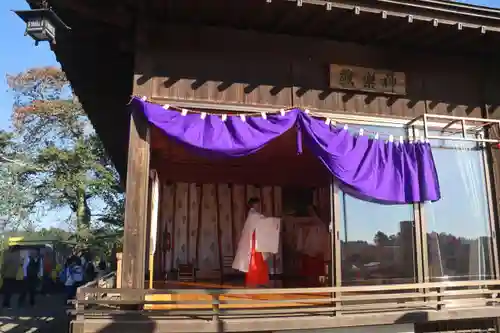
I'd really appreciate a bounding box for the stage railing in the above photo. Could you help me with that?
[76,271,117,305]
[73,280,500,321]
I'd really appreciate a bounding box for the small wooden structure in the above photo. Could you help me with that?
[22,0,500,332]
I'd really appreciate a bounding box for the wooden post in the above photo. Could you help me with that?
[121,109,150,291]
[116,252,122,289]
[331,181,342,316]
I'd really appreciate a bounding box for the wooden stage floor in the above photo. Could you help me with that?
[144,280,330,310]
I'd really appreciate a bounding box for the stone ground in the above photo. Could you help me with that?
[0,294,69,333]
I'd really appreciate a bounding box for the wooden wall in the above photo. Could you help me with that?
[134,24,500,281]
[133,24,495,120]
[153,181,330,277]
[155,182,283,275]
[150,127,331,187]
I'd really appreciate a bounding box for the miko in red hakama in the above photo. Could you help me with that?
[301,254,324,280]
[296,219,327,286]
[245,231,269,287]
[232,205,280,287]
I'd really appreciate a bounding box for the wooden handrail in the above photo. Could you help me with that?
[73,279,500,319]
[78,271,116,289]
[78,279,500,296]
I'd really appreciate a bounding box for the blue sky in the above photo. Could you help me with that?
[460,0,500,5]
[0,1,58,132]
[1,1,66,229]
[0,0,499,233]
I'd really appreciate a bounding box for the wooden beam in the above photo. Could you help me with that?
[42,0,133,29]
[300,7,343,36]
[287,0,500,28]
[152,158,330,187]
[121,109,151,291]
[77,306,500,333]
[371,16,417,43]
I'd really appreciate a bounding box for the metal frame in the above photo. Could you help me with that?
[408,126,425,285]
[407,119,499,283]
[336,122,422,288]
[480,132,500,279]
[407,113,500,144]
[406,114,500,282]
[336,113,500,289]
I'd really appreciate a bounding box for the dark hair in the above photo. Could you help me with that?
[247,197,260,207]
[74,256,82,266]
[68,255,81,266]
[98,261,106,270]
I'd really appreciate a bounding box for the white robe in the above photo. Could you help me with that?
[293,217,329,258]
[232,208,281,273]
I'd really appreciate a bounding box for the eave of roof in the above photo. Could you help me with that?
[398,0,500,16]
[287,0,500,32]
[384,0,500,17]
[20,0,500,180]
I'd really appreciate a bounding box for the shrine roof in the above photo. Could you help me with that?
[21,0,500,179]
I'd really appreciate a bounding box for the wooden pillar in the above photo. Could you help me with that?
[116,252,122,288]
[330,181,342,315]
[121,109,150,290]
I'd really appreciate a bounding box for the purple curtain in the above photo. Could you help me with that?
[131,97,440,204]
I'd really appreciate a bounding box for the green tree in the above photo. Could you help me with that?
[0,130,34,230]
[0,130,13,153]
[373,231,390,246]
[7,67,124,247]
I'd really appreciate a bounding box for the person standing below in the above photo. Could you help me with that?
[63,256,83,303]
[82,253,96,283]
[96,260,107,280]
[41,252,52,295]
[19,249,43,307]
[2,246,20,309]
[296,205,329,286]
[232,197,281,287]
[96,261,109,288]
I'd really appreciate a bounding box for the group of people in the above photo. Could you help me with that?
[58,254,107,302]
[60,254,108,302]
[1,247,107,308]
[1,247,44,308]
[232,197,329,287]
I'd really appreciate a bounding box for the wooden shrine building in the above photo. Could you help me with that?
[22,0,500,332]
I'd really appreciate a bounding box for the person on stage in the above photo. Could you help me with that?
[232,197,281,287]
[296,205,329,286]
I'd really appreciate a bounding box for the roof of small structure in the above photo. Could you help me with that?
[22,0,500,180]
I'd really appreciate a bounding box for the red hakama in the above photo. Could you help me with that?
[301,254,324,284]
[246,231,269,287]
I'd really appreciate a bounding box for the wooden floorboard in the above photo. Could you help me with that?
[144,280,330,310]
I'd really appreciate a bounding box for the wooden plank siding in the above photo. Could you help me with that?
[133,25,487,120]
[150,181,333,278]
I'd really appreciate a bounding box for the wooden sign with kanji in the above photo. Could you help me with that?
[330,64,406,95]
